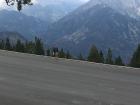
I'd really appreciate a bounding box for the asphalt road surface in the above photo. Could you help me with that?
[0,50,140,105]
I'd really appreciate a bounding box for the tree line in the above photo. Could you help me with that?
[87,44,140,68]
[0,37,72,59]
[0,37,44,55]
[1,37,140,68]
[86,45,124,66]
[130,44,140,68]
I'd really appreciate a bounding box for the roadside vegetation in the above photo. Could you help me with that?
[0,37,140,68]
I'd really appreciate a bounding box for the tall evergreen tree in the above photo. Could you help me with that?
[5,38,11,50]
[88,45,100,63]
[0,40,5,49]
[115,56,124,66]
[0,41,2,49]
[106,48,114,64]
[99,51,104,63]
[130,44,140,68]
[15,40,25,52]
[34,37,44,55]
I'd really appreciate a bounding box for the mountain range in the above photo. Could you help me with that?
[22,0,85,23]
[87,0,140,18]
[44,0,140,62]
[0,1,85,39]
[0,10,47,39]
[0,31,26,43]
[0,0,140,62]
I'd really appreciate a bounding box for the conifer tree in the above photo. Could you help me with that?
[106,48,114,64]
[5,38,11,50]
[88,45,100,62]
[99,51,104,63]
[115,56,124,66]
[15,40,25,52]
[0,40,5,49]
[130,44,140,68]
[34,37,44,55]
[0,41,2,49]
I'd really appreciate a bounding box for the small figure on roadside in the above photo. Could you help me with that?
[52,47,59,57]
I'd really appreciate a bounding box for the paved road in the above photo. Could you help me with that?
[0,50,140,105]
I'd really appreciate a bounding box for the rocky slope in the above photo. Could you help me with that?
[0,31,26,43]
[44,0,140,62]
[0,10,47,39]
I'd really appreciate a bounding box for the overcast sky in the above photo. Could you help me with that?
[32,0,89,4]
[0,0,89,9]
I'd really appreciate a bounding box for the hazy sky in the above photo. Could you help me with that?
[33,0,89,4]
[0,0,89,9]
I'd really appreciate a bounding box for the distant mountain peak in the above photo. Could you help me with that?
[86,0,140,18]
[44,0,140,62]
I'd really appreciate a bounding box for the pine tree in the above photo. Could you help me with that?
[106,48,114,64]
[15,40,25,52]
[115,56,124,66]
[0,40,5,49]
[0,41,2,49]
[5,38,11,50]
[34,37,44,55]
[88,45,100,63]
[130,44,140,68]
[58,48,65,58]
[99,51,104,63]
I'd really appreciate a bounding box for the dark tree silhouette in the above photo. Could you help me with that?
[5,38,11,50]
[99,51,104,63]
[0,40,5,49]
[88,45,100,63]
[5,0,32,11]
[34,37,44,55]
[115,56,124,66]
[105,48,114,64]
[15,40,25,52]
[130,44,140,68]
